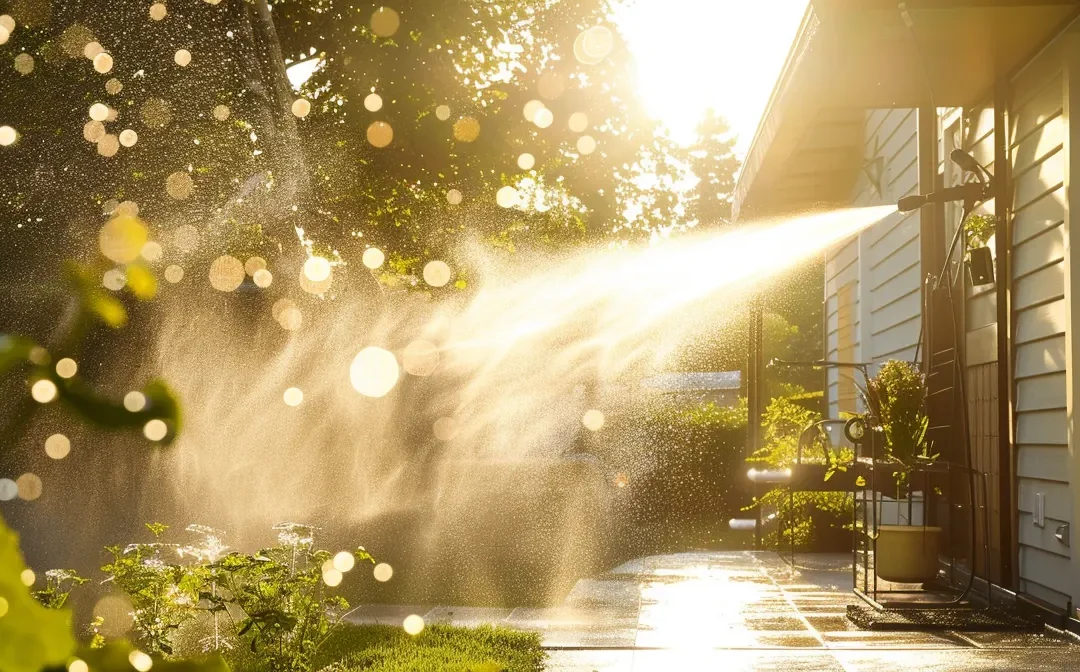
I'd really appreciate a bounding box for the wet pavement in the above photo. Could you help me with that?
[348,551,1080,670]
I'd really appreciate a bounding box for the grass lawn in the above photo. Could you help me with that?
[224,623,546,672]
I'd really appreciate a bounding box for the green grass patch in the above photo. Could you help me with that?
[226,623,546,672]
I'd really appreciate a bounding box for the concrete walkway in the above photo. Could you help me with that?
[348,551,1080,670]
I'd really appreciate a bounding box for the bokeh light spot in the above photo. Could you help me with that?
[496,185,520,208]
[119,129,138,147]
[174,49,191,67]
[0,479,16,501]
[517,153,535,170]
[366,121,393,147]
[99,215,148,264]
[55,358,78,379]
[446,189,463,205]
[433,417,458,441]
[333,551,355,572]
[574,25,614,64]
[143,419,168,442]
[149,3,167,20]
[576,135,597,155]
[0,126,15,146]
[370,7,400,37]
[14,53,34,75]
[373,562,393,582]
[31,379,57,403]
[422,260,451,287]
[253,269,273,288]
[364,93,383,112]
[350,347,399,398]
[568,112,589,133]
[165,171,193,200]
[403,614,424,636]
[362,247,385,269]
[93,594,134,637]
[209,256,245,292]
[402,340,439,376]
[16,473,42,501]
[583,409,605,431]
[303,256,331,282]
[212,104,230,121]
[45,434,71,460]
[452,116,480,142]
[20,569,35,586]
[292,98,311,118]
[283,387,303,407]
[93,52,113,73]
[141,241,163,262]
[124,391,147,412]
[128,651,153,672]
[164,265,185,284]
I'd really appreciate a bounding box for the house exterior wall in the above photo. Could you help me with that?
[824,109,922,418]
[1010,35,1072,608]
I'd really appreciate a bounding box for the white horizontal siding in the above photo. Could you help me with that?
[1011,48,1071,604]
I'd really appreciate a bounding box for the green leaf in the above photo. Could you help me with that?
[64,261,129,328]
[0,512,77,672]
[855,475,867,488]
[0,335,38,377]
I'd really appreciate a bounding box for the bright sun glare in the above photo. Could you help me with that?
[613,0,807,153]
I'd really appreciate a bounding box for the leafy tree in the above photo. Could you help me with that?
[270,0,696,269]
[685,109,739,226]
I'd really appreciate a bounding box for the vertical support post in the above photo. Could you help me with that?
[917,105,939,375]
[994,74,1016,591]
[747,294,765,549]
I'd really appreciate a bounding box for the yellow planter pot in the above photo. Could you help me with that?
[875,525,942,584]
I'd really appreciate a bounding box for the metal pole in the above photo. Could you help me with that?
[748,293,765,549]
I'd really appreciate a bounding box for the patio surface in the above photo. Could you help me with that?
[347,550,1080,670]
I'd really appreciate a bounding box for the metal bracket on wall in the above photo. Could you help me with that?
[1055,523,1070,548]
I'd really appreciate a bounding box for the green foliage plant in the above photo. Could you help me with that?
[745,392,853,547]
[964,213,996,251]
[858,359,935,474]
[32,569,89,610]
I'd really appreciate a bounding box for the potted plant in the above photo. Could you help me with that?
[858,360,941,584]
[964,213,996,286]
